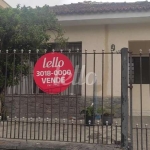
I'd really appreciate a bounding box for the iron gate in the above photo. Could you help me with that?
[129,49,150,150]
[0,48,130,148]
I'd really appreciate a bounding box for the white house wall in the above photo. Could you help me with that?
[62,23,150,116]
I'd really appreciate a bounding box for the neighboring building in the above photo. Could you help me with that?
[0,0,10,8]
[48,1,150,116]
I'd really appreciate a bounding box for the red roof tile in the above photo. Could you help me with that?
[50,1,150,15]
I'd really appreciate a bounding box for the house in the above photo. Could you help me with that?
[5,1,150,117]
[0,0,11,8]
[47,1,150,116]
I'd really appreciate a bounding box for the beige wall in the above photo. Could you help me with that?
[62,23,150,116]
[108,23,150,116]
[0,0,10,8]
[63,25,105,97]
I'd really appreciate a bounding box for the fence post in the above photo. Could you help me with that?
[121,48,129,149]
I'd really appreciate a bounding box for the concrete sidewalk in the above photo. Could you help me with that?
[0,139,122,150]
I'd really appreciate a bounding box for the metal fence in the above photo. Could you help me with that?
[129,50,150,150]
[0,48,130,148]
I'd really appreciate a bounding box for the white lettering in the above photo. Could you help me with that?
[42,57,64,68]
[42,78,47,84]
[58,60,64,67]
[47,78,51,83]
[41,77,65,84]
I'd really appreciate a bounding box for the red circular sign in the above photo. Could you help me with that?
[33,52,74,94]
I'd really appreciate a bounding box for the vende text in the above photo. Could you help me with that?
[41,77,65,84]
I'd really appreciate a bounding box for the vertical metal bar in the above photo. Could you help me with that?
[106,121,108,144]
[10,50,16,138]
[116,122,118,144]
[30,118,32,139]
[42,93,45,140]
[102,50,104,144]
[59,93,61,141]
[93,50,96,144]
[14,117,17,139]
[93,50,96,126]
[4,51,8,138]
[0,117,2,138]
[46,118,48,140]
[129,52,133,150]
[50,94,53,141]
[111,50,113,144]
[71,119,73,142]
[121,48,128,148]
[18,50,23,139]
[26,50,31,141]
[93,124,94,143]
[6,116,9,138]
[89,121,91,143]
[38,117,40,140]
[75,50,78,142]
[2,116,4,138]
[26,117,28,140]
[49,119,51,141]
[67,50,71,142]
[149,49,150,100]
[63,119,65,141]
[145,124,148,150]
[34,50,38,140]
[22,117,24,139]
[136,124,139,150]
[55,118,57,141]
[84,50,87,142]
[80,120,82,142]
[139,49,143,150]
[97,121,99,144]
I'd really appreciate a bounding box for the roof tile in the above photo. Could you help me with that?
[49,1,150,15]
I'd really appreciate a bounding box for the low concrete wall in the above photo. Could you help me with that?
[4,95,121,119]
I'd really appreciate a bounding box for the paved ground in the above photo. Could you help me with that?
[0,139,122,150]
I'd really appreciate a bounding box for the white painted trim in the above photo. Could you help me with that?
[57,11,150,21]
[57,11,150,26]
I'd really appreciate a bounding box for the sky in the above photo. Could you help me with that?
[5,0,148,8]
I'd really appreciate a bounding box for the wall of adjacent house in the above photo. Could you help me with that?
[62,23,150,116]
[0,0,10,8]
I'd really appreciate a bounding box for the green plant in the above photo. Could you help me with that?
[98,106,115,116]
[80,105,101,117]
[80,105,94,117]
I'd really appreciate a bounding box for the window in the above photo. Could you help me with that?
[129,40,150,84]
[131,57,150,84]
[33,42,82,95]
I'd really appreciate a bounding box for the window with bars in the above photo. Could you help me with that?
[130,57,150,84]
[129,40,150,84]
[33,42,82,95]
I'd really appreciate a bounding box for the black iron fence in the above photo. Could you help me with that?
[129,49,150,150]
[0,49,130,148]
[0,118,122,145]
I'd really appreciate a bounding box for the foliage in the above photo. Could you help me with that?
[80,104,117,117]
[98,106,115,116]
[98,105,119,116]
[0,5,67,93]
[80,105,101,117]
